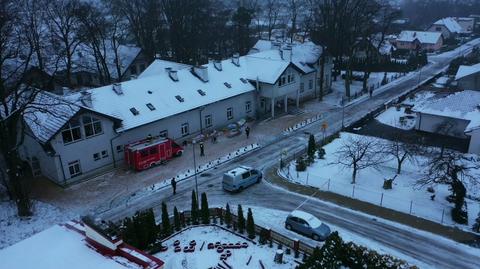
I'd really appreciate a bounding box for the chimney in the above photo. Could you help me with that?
[281,47,292,61]
[232,53,240,67]
[214,60,222,71]
[112,83,123,95]
[80,90,92,107]
[169,69,179,81]
[192,66,209,82]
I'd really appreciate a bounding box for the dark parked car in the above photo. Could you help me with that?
[285,210,331,241]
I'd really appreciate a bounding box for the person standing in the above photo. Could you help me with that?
[199,142,205,156]
[245,126,250,139]
[171,178,177,195]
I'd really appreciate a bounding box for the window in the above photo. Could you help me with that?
[83,115,102,138]
[93,153,100,161]
[116,145,123,153]
[130,107,139,115]
[61,119,82,144]
[224,82,232,88]
[181,123,189,136]
[260,98,265,108]
[435,26,441,31]
[197,89,206,96]
[159,130,168,137]
[146,103,156,111]
[309,79,313,90]
[68,160,81,177]
[204,115,212,128]
[241,172,251,179]
[300,82,305,93]
[101,150,108,158]
[245,101,251,113]
[140,149,149,157]
[240,78,248,84]
[175,95,184,102]
[130,65,137,75]
[227,107,233,120]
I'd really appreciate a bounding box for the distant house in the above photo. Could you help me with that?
[455,63,480,90]
[427,17,464,39]
[455,17,475,34]
[395,31,443,52]
[0,220,165,269]
[414,90,480,155]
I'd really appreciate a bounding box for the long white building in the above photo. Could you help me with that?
[18,40,333,185]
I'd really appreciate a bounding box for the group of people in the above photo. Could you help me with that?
[169,125,252,195]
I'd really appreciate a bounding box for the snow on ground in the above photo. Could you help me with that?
[155,226,298,269]
[280,132,480,231]
[0,200,77,249]
[375,106,416,130]
[246,206,432,269]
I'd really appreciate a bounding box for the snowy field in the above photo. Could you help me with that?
[155,225,298,269]
[280,132,480,230]
[0,200,77,249]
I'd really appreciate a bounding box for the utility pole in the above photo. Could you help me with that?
[192,140,199,202]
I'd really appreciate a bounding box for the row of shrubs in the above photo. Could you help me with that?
[299,232,417,269]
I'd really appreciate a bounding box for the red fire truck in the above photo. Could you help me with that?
[124,136,184,171]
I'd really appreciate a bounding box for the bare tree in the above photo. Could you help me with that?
[383,133,420,175]
[287,0,302,43]
[264,0,282,40]
[334,135,385,183]
[44,0,83,88]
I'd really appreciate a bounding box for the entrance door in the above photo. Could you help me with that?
[31,157,41,177]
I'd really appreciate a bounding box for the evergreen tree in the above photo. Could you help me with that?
[246,208,255,239]
[225,203,232,228]
[161,202,171,236]
[308,134,316,161]
[145,208,157,245]
[122,216,138,247]
[173,206,181,231]
[200,192,210,224]
[133,211,148,249]
[237,204,245,234]
[191,190,199,224]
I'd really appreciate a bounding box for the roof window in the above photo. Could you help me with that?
[197,89,206,96]
[175,95,185,102]
[224,82,232,88]
[130,107,139,115]
[146,103,156,111]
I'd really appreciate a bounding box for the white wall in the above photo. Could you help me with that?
[416,112,470,138]
[468,128,480,154]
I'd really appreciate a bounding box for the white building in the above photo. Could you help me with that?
[17,41,333,185]
[414,90,480,155]
[455,63,480,90]
[427,17,465,39]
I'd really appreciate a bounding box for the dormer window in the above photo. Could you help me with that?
[224,82,232,88]
[146,103,156,111]
[175,95,185,102]
[197,89,206,96]
[130,107,139,115]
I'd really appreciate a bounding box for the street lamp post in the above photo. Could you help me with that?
[341,97,345,129]
[199,106,205,135]
[192,140,199,202]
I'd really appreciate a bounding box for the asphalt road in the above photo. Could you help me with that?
[98,39,480,269]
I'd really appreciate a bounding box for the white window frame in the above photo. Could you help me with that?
[245,101,251,113]
[93,153,100,161]
[101,150,108,158]
[181,123,189,137]
[82,115,103,138]
[159,130,168,138]
[204,115,212,128]
[227,107,233,120]
[61,119,82,144]
[68,160,82,178]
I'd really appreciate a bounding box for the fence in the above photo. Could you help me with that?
[280,162,458,226]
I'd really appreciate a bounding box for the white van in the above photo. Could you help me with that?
[222,166,262,192]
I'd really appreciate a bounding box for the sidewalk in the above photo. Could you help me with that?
[264,166,480,245]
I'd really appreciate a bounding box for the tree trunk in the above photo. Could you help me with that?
[345,68,351,98]
[362,71,369,92]
[6,151,32,217]
[352,166,357,184]
[397,159,402,175]
[318,50,325,101]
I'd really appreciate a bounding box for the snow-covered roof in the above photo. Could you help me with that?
[396,31,443,45]
[249,40,323,74]
[290,210,322,228]
[414,90,480,132]
[138,59,191,79]
[74,58,256,132]
[432,17,464,34]
[0,225,142,269]
[455,63,480,80]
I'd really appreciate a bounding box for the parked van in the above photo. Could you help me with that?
[222,166,262,192]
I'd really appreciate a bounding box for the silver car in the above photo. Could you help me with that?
[285,210,331,241]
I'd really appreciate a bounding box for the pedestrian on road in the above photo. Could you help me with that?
[200,142,205,156]
[171,178,177,195]
[245,126,250,139]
